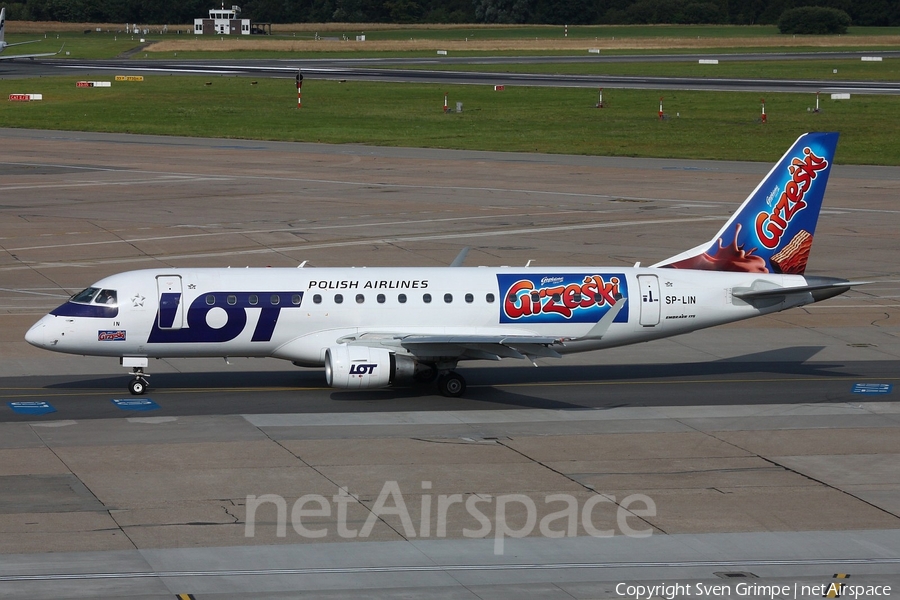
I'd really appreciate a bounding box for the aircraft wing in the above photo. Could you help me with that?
[338,332,565,362]
[0,45,64,60]
[338,297,627,362]
[398,334,565,360]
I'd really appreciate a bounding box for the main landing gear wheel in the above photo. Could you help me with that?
[437,372,466,398]
[128,377,149,396]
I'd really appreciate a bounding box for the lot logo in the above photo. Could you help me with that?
[498,274,627,324]
[349,363,377,375]
[148,291,304,344]
[755,146,828,250]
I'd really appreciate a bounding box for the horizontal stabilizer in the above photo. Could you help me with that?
[733,277,866,302]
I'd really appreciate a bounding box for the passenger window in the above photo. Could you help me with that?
[227,294,237,306]
[465,293,474,303]
[423,293,432,304]
[96,289,118,305]
[313,294,322,304]
[270,294,280,306]
[71,287,99,304]
[335,294,344,304]
[356,294,365,304]
[486,293,495,303]
[292,294,302,305]
[444,293,453,303]
[249,294,259,306]
[206,295,216,305]
[398,294,407,304]
[377,294,386,304]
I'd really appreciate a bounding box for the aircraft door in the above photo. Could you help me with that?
[156,275,184,330]
[637,274,660,326]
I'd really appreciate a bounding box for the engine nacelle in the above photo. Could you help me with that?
[324,345,416,389]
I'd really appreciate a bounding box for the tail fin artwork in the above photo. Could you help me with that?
[0,8,6,46]
[653,132,839,275]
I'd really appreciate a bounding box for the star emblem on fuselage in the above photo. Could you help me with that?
[188,284,197,289]
[131,293,145,307]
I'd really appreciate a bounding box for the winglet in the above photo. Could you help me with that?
[575,296,627,340]
[450,247,470,268]
[653,132,839,275]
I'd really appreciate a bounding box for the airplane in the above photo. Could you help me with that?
[25,132,862,397]
[0,8,63,60]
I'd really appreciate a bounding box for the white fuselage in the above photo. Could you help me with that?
[25,266,809,365]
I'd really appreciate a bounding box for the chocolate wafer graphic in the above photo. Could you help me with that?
[770,229,813,274]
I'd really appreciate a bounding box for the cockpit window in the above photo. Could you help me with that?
[70,287,100,304]
[95,289,118,305]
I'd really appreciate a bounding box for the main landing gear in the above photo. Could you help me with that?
[436,371,466,398]
[128,367,150,395]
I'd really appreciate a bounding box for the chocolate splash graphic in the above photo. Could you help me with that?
[667,224,769,273]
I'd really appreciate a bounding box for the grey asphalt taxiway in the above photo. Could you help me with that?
[0,129,898,598]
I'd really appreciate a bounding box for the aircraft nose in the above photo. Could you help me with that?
[25,319,47,348]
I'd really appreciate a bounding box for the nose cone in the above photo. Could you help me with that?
[25,318,48,348]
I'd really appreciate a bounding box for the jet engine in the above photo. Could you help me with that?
[324,344,417,389]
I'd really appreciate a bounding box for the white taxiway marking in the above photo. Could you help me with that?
[5,209,617,252]
[0,215,724,272]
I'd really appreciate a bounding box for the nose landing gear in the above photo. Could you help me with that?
[128,367,150,395]
[121,358,151,396]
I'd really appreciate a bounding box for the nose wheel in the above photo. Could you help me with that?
[436,372,466,397]
[128,368,149,395]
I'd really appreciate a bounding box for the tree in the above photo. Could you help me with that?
[473,0,533,23]
[777,5,851,33]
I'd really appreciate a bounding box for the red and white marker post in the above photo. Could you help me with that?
[760,98,767,123]
[658,97,664,120]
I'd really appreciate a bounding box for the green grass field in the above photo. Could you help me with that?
[387,58,900,81]
[4,23,900,60]
[2,76,897,164]
[3,23,898,164]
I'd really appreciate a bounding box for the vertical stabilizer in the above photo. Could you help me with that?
[653,132,839,275]
[0,8,6,47]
